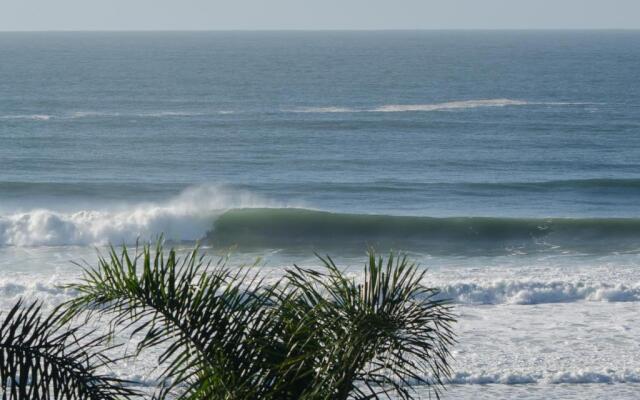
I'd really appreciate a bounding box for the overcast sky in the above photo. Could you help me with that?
[1,0,639,31]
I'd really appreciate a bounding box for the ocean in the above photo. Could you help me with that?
[1,31,639,398]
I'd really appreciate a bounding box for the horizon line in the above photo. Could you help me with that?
[1,28,639,33]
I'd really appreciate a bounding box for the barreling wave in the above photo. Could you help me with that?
[208,208,640,253]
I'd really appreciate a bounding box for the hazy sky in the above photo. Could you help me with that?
[1,0,639,31]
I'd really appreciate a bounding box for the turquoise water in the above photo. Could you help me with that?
[1,31,640,398]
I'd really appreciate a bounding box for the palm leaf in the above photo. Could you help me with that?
[0,299,139,400]
[64,243,282,399]
[63,243,455,400]
[278,252,456,400]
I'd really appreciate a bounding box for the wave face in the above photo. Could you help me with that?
[209,208,640,253]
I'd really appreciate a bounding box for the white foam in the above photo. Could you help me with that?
[437,279,640,304]
[0,185,275,247]
[289,99,535,113]
[449,369,640,385]
[371,99,530,112]
[0,277,75,307]
[0,114,52,121]
[288,106,355,113]
[70,111,203,118]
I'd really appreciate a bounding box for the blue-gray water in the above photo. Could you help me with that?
[2,31,640,217]
[1,31,640,399]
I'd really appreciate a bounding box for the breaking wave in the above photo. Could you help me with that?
[438,280,640,305]
[3,200,640,252]
[0,185,274,247]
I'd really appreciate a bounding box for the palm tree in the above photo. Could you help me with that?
[0,300,139,399]
[1,243,456,399]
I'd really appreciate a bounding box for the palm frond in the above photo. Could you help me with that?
[0,299,139,400]
[279,252,456,400]
[64,243,281,399]
[63,243,455,400]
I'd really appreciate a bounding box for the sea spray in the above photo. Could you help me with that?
[0,185,276,246]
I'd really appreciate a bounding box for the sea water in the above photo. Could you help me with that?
[1,31,640,398]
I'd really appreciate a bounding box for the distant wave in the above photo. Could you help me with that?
[0,99,590,120]
[69,110,211,118]
[288,99,589,113]
[283,178,640,195]
[291,106,354,113]
[2,178,639,199]
[0,114,52,121]
[459,178,640,191]
[371,99,529,112]
[438,280,640,305]
[0,110,233,121]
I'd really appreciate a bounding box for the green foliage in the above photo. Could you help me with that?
[0,300,139,400]
[2,242,456,399]
[279,254,456,399]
